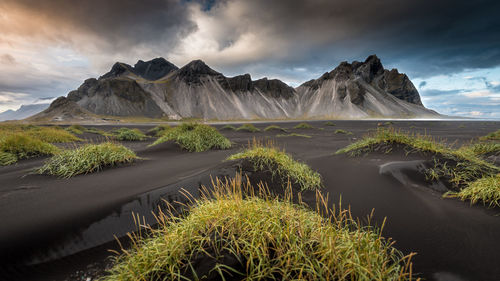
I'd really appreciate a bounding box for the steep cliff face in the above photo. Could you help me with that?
[42,55,438,121]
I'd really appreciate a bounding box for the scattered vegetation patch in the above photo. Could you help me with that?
[336,128,500,205]
[228,141,321,190]
[37,142,137,178]
[293,122,313,129]
[0,133,59,160]
[151,123,231,152]
[263,125,287,132]
[220,124,237,131]
[86,127,112,137]
[276,133,312,138]
[446,174,500,208]
[103,176,415,281]
[65,125,86,135]
[480,129,500,141]
[460,142,500,157]
[147,125,171,137]
[324,121,336,126]
[236,124,260,132]
[0,151,17,166]
[0,124,80,143]
[334,129,353,135]
[112,128,148,141]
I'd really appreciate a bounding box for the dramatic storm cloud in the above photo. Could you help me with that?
[0,0,499,117]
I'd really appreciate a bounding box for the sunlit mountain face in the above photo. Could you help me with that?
[0,0,499,118]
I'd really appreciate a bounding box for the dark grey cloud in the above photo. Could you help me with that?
[192,0,500,80]
[5,0,196,56]
[419,81,427,89]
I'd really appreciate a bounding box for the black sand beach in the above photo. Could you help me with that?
[0,120,499,281]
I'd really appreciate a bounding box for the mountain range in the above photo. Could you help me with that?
[0,103,50,121]
[30,55,439,121]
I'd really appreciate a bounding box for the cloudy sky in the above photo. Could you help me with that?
[1,0,499,118]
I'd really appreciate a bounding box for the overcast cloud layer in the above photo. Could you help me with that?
[0,0,499,117]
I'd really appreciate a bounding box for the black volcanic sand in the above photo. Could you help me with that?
[0,120,499,281]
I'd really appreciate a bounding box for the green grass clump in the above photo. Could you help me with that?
[334,129,353,135]
[324,121,336,126]
[236,124,260,132]
[0,124,80,143]
[147,125,171,137]
[480,129,500,141]
[0,134,59,160]
[263,125,287,132]
[112,128,148,141]
[37,142,137,178]
[228,141,321,190]
[151,123,231,152]
[65,125,86,135]
[336,128,499,197]
[102,176,415,281]
[446,174,500,208]
[86,127,112,137]
[0,151,17,166]
[276,133,312,138]
[220,124,237,131]
[25,127,81,143]
[460,142,500,157]
[293,122,313,129]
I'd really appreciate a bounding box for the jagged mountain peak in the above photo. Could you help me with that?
[100,58,178,81]
[133,58,178,80]
[175,59,222,84]
[100,62,132,79]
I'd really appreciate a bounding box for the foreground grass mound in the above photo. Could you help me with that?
[236,124,260,132]
[337,128,499,205]
[112,128,148,141]
[65,125,86,135]
[276,133,312,138]
[151,123,231,152]
[335,129,353,135]
[103,177,415,281]
[446,174,500,208]
[0,134,59,160]
[37,142,137,178]
[460,142,500,157]
[228,141,321,190]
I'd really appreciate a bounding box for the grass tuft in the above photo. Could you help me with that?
[0,151,17,166]
[445,174,500,208]
[37,142,137,178]
[324,121,336,126]
[334,129,353,135]
[228,140,321,190]
[102,175,416,281]
[65,125,86,135]
[220,124,237,131]
[147,125,171,137]
[459,142,500,157]
[479,129,500,141]
[112,128,148,141]
[276,133,312,138]
[263,125,287,132]
[236,124,260,132]
[293,122,313,129]
[0,133,59,160]
[151,123,231,152]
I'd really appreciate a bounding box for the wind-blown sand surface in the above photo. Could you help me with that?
[0,120,499,281]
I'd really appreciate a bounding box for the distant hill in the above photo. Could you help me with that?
[0,103,49,121]
[31,55,439,122]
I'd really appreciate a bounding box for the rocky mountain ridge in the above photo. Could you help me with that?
[31,55,438,121]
